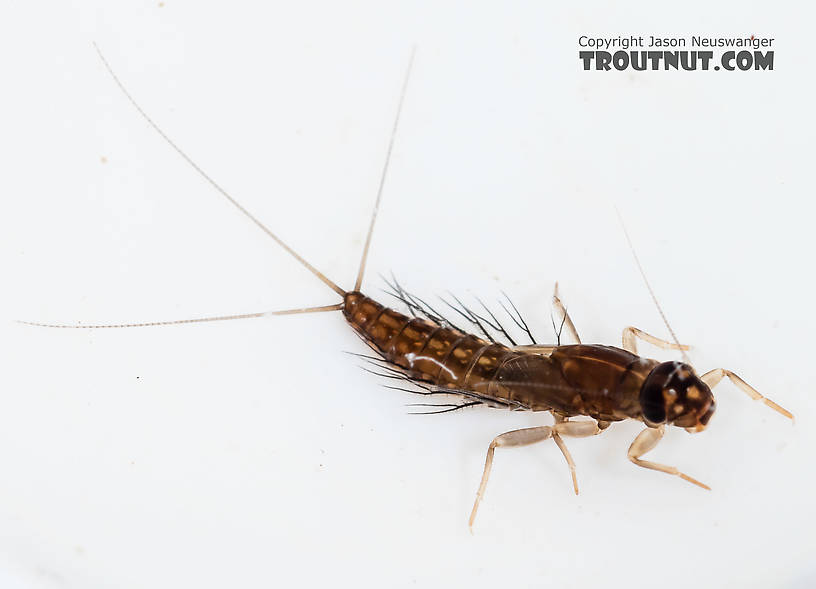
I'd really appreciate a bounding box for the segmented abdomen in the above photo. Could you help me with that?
[343,292,520,396]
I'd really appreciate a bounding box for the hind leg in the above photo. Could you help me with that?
[552,282,581,344]
[511,283,579,352]
[551,414,579,495]
[469,420,601,530]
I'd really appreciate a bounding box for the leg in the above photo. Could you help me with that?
[512,283,579,352]
[627,425,709,489]
[552,282,581,344]
[512,344,556,354]
[551,414,579,495]
[469,420,600,530]
[701,368,793,421]
[622,326,690,355]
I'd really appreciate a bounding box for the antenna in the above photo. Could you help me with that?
[615,206,690,363]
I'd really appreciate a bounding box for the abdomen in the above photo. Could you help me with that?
[343,292,522,397]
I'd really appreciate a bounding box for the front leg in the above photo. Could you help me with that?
[627,425,709,490]
[700,368,793,421]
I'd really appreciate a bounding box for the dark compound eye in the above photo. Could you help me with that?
[640,380,667,424]
[639,362,686,425]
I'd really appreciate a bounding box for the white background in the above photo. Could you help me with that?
[1,1,814,588]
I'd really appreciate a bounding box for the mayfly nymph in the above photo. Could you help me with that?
[22,45,794,529]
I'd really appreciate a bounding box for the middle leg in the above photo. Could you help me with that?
[622,326,690,355]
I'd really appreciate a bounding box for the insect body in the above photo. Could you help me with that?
[344,287,788,527]
[23,46,794,529]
